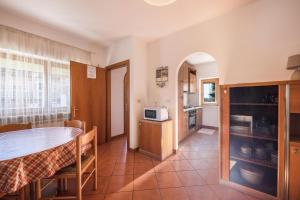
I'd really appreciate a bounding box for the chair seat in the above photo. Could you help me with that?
[56,155,94,175]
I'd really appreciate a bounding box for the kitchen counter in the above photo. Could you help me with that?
[183,106,203,112]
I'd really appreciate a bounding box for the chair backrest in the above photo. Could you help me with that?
[0,123,32,133]
[76,126,97,173]
[64,120,86,133]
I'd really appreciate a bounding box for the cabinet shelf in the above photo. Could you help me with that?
[231,103,278,106]
[230,162,277,196]
[231,155,277,169]
[230,132,278,141]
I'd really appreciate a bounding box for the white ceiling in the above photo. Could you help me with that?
[186,52,216,65]
[0,0,255,46]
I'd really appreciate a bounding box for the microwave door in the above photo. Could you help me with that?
[145,110,157,120]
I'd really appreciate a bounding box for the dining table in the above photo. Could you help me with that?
[0,127,83,199]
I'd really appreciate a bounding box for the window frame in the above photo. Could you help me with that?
[200,78,219,105]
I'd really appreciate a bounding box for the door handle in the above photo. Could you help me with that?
[73,107,79,118]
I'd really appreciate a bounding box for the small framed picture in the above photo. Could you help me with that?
[156,66,168,88]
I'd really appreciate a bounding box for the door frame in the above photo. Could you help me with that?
[106,60,130,148]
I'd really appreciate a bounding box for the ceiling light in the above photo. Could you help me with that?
[144,0,176,6]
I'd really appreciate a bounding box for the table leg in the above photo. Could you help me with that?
[30,182,35,200]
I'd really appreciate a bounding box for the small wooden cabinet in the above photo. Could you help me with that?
[289,142,300,200]
[290,84,300,113]
[139,120,173,160]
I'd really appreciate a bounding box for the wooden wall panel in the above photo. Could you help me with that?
[220,86,230,181]
[290,84,300,113]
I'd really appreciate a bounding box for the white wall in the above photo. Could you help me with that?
[0,8,107,66]
[147,0,300,150]
[111,67,127,137]
[107,36,147,149]
[195,62,219,128]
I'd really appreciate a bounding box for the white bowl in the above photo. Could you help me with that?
[240,165,264,185]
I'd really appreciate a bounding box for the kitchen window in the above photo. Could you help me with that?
[200,78,219,105]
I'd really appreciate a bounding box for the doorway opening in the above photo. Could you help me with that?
[176,51,220,182]
[106,60,130,149]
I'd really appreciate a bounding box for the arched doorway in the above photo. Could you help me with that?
[175,52,220,150]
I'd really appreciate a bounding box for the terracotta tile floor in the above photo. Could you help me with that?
[71,132,260,199]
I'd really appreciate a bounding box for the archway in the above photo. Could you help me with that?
[174,52,220,150]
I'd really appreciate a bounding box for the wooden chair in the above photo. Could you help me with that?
[0,123,32,200]
[36,126,98,200]
[64,120,86,133]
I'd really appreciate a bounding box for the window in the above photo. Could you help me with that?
[200,78,219,105]
[0,49,70,126]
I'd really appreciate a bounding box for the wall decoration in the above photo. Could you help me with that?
[156,66,168,88]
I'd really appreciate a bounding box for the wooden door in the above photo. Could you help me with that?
[289,142,300,200]
[140,121,161,155]
[150,123,162,155]
[70,61,106,144]
[140,121,152,151]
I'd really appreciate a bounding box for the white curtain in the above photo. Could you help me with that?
[0,25,91,127]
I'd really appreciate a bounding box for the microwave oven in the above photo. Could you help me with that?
[144,107,168,121]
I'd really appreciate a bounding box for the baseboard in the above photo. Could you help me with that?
[110,133,125,140]
[129,147,139,152]
[201,125,219,131]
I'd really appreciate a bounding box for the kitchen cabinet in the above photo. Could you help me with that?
[290,84,300,113]
[181,62,196,93]
[220,82,286,199]
[139,119,173,160]
[196,108,202,130]
[189,69,197,94]
[183,112,189,140]
[183,64,189,92]
[289,141,300,200]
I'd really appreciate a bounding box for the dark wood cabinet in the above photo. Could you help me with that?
[220,82,286,199]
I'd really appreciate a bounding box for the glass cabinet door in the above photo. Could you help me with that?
[229,85,278,196]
